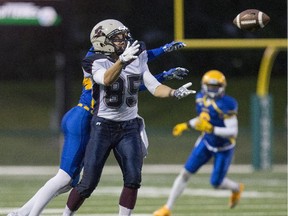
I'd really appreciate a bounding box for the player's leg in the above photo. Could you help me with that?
[28,169,72,216]
[153,139,212,216]
[62,116,112,216]
[114,118,143,216]
[210,148,244,208]
[7,195,36,216]
[6,109,74,216]
[211,148,238,190]
[7,170,72,216]
[28,107,91,216]
[153,168,193,216]
[168,140,211,209]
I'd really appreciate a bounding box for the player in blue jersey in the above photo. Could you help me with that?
[153,70,244,216]
[7,35,188,216]
[61,19,195,216]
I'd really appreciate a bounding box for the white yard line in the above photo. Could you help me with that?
[1,165,286,216]
[0,208,150,216]
[92,186,286,198]
[0,183,286,215]
[0,164,286,176]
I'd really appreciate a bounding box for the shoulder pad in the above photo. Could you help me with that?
[220,95,238,114]
[136,41,146,56]
[81,53,107,74]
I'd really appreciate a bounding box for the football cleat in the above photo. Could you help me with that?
[229,183,245,208]
[153,205,171,216]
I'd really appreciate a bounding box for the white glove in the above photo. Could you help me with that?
[119,40,140,64]
[173,82,196,99]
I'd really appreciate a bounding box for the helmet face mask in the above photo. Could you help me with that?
[201,70,227,99]
[108,32,130,55]
[90,19,131,55]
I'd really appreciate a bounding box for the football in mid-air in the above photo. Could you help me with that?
[233,9,270,31]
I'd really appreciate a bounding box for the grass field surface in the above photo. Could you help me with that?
[0,165,287,216]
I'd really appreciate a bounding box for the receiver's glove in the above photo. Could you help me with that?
[163,67,189,80]
[172,122,189,137]
[173,82,196,99]
[194,118,213,133]
[162,41,186,53]
[119,40,140,64]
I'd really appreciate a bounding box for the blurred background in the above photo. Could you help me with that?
[0,0,286,167]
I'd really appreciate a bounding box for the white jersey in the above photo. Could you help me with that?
[82,51,161,121]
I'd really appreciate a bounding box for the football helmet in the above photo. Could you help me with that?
[201,70,227,98]
[90,19,130,54]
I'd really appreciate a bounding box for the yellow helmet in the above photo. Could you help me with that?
[201,70,227,98]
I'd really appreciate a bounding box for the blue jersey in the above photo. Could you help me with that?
[75,48,100,111]
[77,77,94,111]
[195,92,238,148]
[185,92,238,184]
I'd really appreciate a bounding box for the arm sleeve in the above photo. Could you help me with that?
[142,69,162,95]
[91,60,106,85]
[214,115,238,138]
[147,47,165,62]
[139,73,165,91]
[188,117,198,128]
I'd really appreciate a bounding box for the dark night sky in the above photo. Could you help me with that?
[0,0,286,80]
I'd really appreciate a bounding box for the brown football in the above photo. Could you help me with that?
[233,9,270,31]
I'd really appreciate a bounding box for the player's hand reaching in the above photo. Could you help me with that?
[119,40,140,64]
[162,41,186,53]
[172,82,196,99]
[163,67,189,80]
[172,122,189,137]
[194,118,213,133]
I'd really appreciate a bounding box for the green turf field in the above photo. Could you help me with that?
[0,165,286,216]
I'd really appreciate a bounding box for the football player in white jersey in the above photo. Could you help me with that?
[61,19,195,216]
[153,70,244,216]
[7,28,189,216]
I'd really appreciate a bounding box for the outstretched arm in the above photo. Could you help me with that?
[139,67,189,91]
[173,115,238,137]
[147,41,186,61]
[86,41,185,60]
[153,82,196,99]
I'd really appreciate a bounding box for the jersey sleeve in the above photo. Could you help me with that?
[195,92,204,115]
[82,56,93,74]
[221,96,238,117]
[82,54,108,85]
[146,47,165,62]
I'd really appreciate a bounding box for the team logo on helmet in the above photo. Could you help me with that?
[92,26,105,39]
